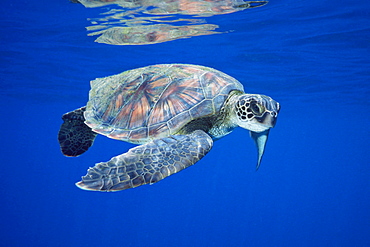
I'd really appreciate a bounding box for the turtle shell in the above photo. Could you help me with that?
[84,64,244,143]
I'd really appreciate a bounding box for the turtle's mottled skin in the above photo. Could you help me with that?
[58,107,97,157]
[58,64,280,192]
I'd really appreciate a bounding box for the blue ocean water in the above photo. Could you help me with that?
[1,0,369,246]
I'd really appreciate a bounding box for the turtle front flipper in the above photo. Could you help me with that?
[58,107,97,157]
[76,130,213,192]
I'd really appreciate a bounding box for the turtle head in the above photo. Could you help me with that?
[234,94,280,131]
[233,94,280,170]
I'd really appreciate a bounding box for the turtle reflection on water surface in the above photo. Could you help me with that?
[71,0,269,45]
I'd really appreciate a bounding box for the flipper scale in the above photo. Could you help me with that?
[76,130,213,192]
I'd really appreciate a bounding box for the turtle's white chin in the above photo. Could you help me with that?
[241,121,271,132]
[240,112,277,132]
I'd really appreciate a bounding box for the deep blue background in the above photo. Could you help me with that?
[1,0,369,246]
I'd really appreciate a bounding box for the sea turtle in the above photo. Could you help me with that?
[58,64,280,192]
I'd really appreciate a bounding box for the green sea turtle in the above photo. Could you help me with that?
[58,64,280,192]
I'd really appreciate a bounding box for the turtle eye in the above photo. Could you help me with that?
[250,101,265,116]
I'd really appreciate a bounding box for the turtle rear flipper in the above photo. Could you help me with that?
[58,107,97,157]
[76,130,213,192]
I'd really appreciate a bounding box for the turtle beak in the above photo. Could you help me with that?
[255,111,277,128]
[250,129,269,170]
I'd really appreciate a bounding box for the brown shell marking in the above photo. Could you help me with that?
[84,64,243,143]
